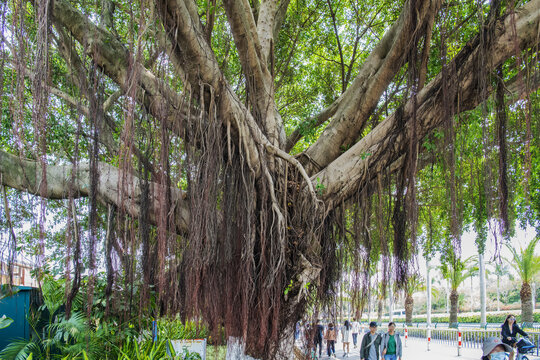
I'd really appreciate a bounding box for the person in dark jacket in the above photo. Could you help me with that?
[501,314,528,347]
[360,322,382,360]
[313,319,324,358]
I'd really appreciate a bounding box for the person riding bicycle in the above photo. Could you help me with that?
[501,314,529,348]
[482,336,515,360]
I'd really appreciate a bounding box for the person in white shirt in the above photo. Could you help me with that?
[342,320,352,357]
[351,318,360,348]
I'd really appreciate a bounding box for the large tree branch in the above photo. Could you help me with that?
[257,0,279,61]
[52,0,265,177]
[51,0,186,134]
[0,150,190,234]
[273,0,291,42]
[221,0,284,145]
[301,0,442,174]
[155,0,269,174]
[316,0,540,206]
[155,0,222,90]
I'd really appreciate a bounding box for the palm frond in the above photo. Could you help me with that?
[505,238,540,284]
[0,339,43,360]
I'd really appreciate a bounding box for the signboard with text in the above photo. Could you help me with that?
[169,339,206,359]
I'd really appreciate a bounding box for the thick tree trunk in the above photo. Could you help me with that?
[226,337,259,360]
[520,282,533,324]
[405,294,413,325]
[449,289,459,328]
[225,323,295,360]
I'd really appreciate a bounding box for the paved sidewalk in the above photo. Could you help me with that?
[300,334,481,360]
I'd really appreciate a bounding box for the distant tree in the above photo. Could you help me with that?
[404,274,425,325]
[487,261,513,312]
[506,238,540,323]
[440,256,476,327]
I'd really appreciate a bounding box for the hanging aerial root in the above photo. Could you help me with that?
[264,143,321,205]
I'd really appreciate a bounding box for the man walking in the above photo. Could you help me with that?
[314,319,324,358]
[381,322,402,360]
[360,321,381,360]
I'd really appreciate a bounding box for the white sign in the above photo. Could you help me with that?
[169,339,207,359]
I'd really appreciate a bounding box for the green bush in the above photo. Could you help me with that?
[388,312,540,325]
[0,276,213,360]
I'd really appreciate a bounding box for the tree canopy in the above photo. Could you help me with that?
[0,0,539,358]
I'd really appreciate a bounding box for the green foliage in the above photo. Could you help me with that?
[315,178,326,196]
[157,319,209,341]
[506,237,540,284]
[0,276,211,360]
[0,316,13,330]
[405,274,425,296]
[392,312,540,325]
[439,255,477,292]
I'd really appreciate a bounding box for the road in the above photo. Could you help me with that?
[299,334,483,360]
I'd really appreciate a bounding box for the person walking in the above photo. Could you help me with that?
[314,319,324,358]
[352,318,360,348]
[325,322,337,358]
[380,322,402,360]
[360,321,381,360]
[342,320,351,357]
[501,314,529,348]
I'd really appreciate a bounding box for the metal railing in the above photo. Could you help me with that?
[393,322,540,330]
[398,325,540,356]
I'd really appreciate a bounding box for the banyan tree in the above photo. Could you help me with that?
[0,0,539,358]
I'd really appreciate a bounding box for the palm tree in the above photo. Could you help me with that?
[439,255,476,328]
[506,237,540,324]
[404,274,425,325]
[487,261,513,312]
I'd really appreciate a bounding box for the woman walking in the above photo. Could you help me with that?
[342,320,351,357]
[325,322,337,358]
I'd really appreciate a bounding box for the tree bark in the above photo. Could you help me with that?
[377,298,383,324]
[405,294,413,325]
[449,289,459,328]
[226,337,259,360]
[0,150,190,234]
[520,282,533,324]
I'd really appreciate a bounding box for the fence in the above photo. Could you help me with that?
[396,322,540,330]
[398,324,540,356]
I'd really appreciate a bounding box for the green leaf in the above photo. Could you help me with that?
[0,315,14,329]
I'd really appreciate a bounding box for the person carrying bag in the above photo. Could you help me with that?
[360,322,382,360]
